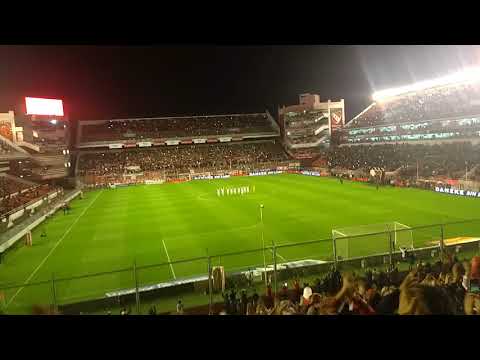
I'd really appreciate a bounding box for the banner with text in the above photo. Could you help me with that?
[435,186,480,198]
[249,170,283,176]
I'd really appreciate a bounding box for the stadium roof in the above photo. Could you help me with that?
[372,66,480,102]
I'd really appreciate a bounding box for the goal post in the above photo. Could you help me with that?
[332,221,414,261]
[392,221,414,251]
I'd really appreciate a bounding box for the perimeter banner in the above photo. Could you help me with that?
[193,174,230,180]
[435,186,480,198]
[301,170,320,177]
[249,170,283,176]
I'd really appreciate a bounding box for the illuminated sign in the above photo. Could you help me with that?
[25,97,64,116]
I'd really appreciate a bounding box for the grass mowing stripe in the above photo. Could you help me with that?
[162,239,176,279]
[5,190,104,308]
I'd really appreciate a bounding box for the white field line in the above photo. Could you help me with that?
[394,222,411,229]
[6,190,104,308]
[162,239,176,279]
[333,230,347,237]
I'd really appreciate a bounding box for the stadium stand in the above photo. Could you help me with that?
[0,181,51,216]
[79,113,278,143]
[350,82,480,128]
[342,81,480,145]
[77,141,288,178]
[326,142,480,180]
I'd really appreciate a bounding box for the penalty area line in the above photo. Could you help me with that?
[162,239,176,280]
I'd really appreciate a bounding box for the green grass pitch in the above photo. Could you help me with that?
[1,173,480,313]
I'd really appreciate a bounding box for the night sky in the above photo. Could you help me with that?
[1,45,480,123]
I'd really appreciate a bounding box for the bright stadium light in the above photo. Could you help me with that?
[25,97,64,116]
[372,66,480,102]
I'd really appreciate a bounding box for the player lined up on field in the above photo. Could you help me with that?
[216,185,254,196]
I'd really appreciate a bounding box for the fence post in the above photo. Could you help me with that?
[133,260,140,315]
[208,255,213,315]
[272,241,278,300]
[51,273,58,314]
[387,230,393,272]
[439,224,445,260]
[332,235,338,270]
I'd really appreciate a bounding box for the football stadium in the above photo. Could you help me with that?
[1,49,480,315]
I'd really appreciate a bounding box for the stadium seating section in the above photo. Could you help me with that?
[0,179,51,216]
[77,141,288,176]
[80,114,276,143]
[350,83,480,128]
[327,142,480,180]
[341,83,480,145]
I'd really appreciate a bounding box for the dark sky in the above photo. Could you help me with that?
[1,45,480,123]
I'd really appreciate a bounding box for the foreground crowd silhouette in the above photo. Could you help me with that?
[212,255,480,315]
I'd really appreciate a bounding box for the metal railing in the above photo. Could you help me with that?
[0,218,479,315]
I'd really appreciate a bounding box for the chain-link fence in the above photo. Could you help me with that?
[1,218,479,315]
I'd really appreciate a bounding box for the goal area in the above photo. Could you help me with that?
[332,221,414,261]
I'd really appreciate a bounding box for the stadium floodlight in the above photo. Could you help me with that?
[372,66,480,102]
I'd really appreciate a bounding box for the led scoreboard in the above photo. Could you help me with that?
[25,97,64,117]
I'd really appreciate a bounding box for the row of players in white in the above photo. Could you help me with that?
[217,186,254,196]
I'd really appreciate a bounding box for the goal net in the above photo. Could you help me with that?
[332,221,413,261]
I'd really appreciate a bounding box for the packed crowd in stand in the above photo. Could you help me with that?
[0,177,30,199]
[77,141,288,176]
[0,183,51,215]
[349,83,480,128]
[327,142,480,180]
[80,114,276,142]
[214,254,480,315]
